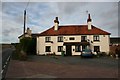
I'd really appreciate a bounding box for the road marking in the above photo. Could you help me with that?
[3,65,6,69]
[1,55,11,74]
[5,61,8,65]
[1,70,3,73]
[7,56,11,61]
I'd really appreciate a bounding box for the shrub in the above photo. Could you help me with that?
[12,37,36,60]
[97,52,107,57]
[20,37,36,55]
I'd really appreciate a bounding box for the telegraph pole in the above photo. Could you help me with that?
[23,10,26,37]
[23,0,30,37]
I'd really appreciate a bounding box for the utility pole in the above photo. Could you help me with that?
[23,10,26,37]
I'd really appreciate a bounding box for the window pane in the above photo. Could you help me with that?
[94,46,100,52]
[81,36,87,42]
[75,45,81,52]
[45,37,51,42]
[82,45,87,50]
[93,35,99,41]
[69,37,75,40]
[58,46,63,52]
[46,46,51,52]
[58,36,63,42]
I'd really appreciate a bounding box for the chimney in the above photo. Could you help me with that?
[87,14,92,30]
[54,17,59,31]
[26,27,31,36]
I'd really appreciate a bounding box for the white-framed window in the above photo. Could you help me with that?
[45,37,51,42]
[45,46,51,52]
[69,37,75,40]
[94,46,100,52]
[81,36,87,42]
[58,36,63,42]
[58,46,63,52]
[93,35,100,41]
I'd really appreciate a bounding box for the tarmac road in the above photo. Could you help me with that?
[6,55,118,79]
[1,47,15,79]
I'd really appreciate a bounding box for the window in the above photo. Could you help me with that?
[58,46,63,52]
[45,46,51,52]
[69,37,75,40]
[58,36,63,42]
[94,46,100,52]
[93,35,99,41]
[75,45,81,52]
[82,45,87,51]
[81,36,87,42]
[45,37,51,42]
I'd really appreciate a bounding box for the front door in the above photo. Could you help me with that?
[66,45,72,56]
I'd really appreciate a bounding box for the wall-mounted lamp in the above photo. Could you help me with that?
[51,41,53,43]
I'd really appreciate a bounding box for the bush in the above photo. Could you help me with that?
[11,43,27,60]
[12,50,20,60]
[11,43,20,60]
[97,52,107,57]
[19,50,27,61]
[12,37,36,60]
[20,37,36,55]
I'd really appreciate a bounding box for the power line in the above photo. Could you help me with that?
[25,0,30,10]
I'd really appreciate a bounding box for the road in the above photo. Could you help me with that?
[1,47,15,79]
[6,55,118,79]
[0,46,2,80]
[28,55,118,68]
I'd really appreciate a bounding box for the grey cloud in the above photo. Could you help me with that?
[2,38,10,42]
[56,2,88,15]
[1,2,119,43]
[2,29,11,36]
[2,26,22,37]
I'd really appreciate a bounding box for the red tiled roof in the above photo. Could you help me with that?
[39,25,110,36]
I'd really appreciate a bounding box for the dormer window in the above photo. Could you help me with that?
[45,37,51,42]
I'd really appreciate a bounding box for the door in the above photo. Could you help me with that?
[66,45,72,56]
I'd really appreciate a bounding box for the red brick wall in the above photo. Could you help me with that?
[110,45,120,54]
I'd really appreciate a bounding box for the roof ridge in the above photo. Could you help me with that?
[59,24,88,26]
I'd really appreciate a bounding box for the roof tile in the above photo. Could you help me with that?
[39,25,110,36]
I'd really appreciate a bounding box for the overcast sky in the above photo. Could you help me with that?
[1,0,119,43]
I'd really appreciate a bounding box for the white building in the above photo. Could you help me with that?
[37,14,111,56]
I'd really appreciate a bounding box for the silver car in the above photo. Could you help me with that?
[81,49,94,58]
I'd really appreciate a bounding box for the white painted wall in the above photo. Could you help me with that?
[37,35,110,55]
[54,23,59,31]
[87,22,92,30]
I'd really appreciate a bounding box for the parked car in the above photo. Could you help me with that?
[81,49,94,58]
